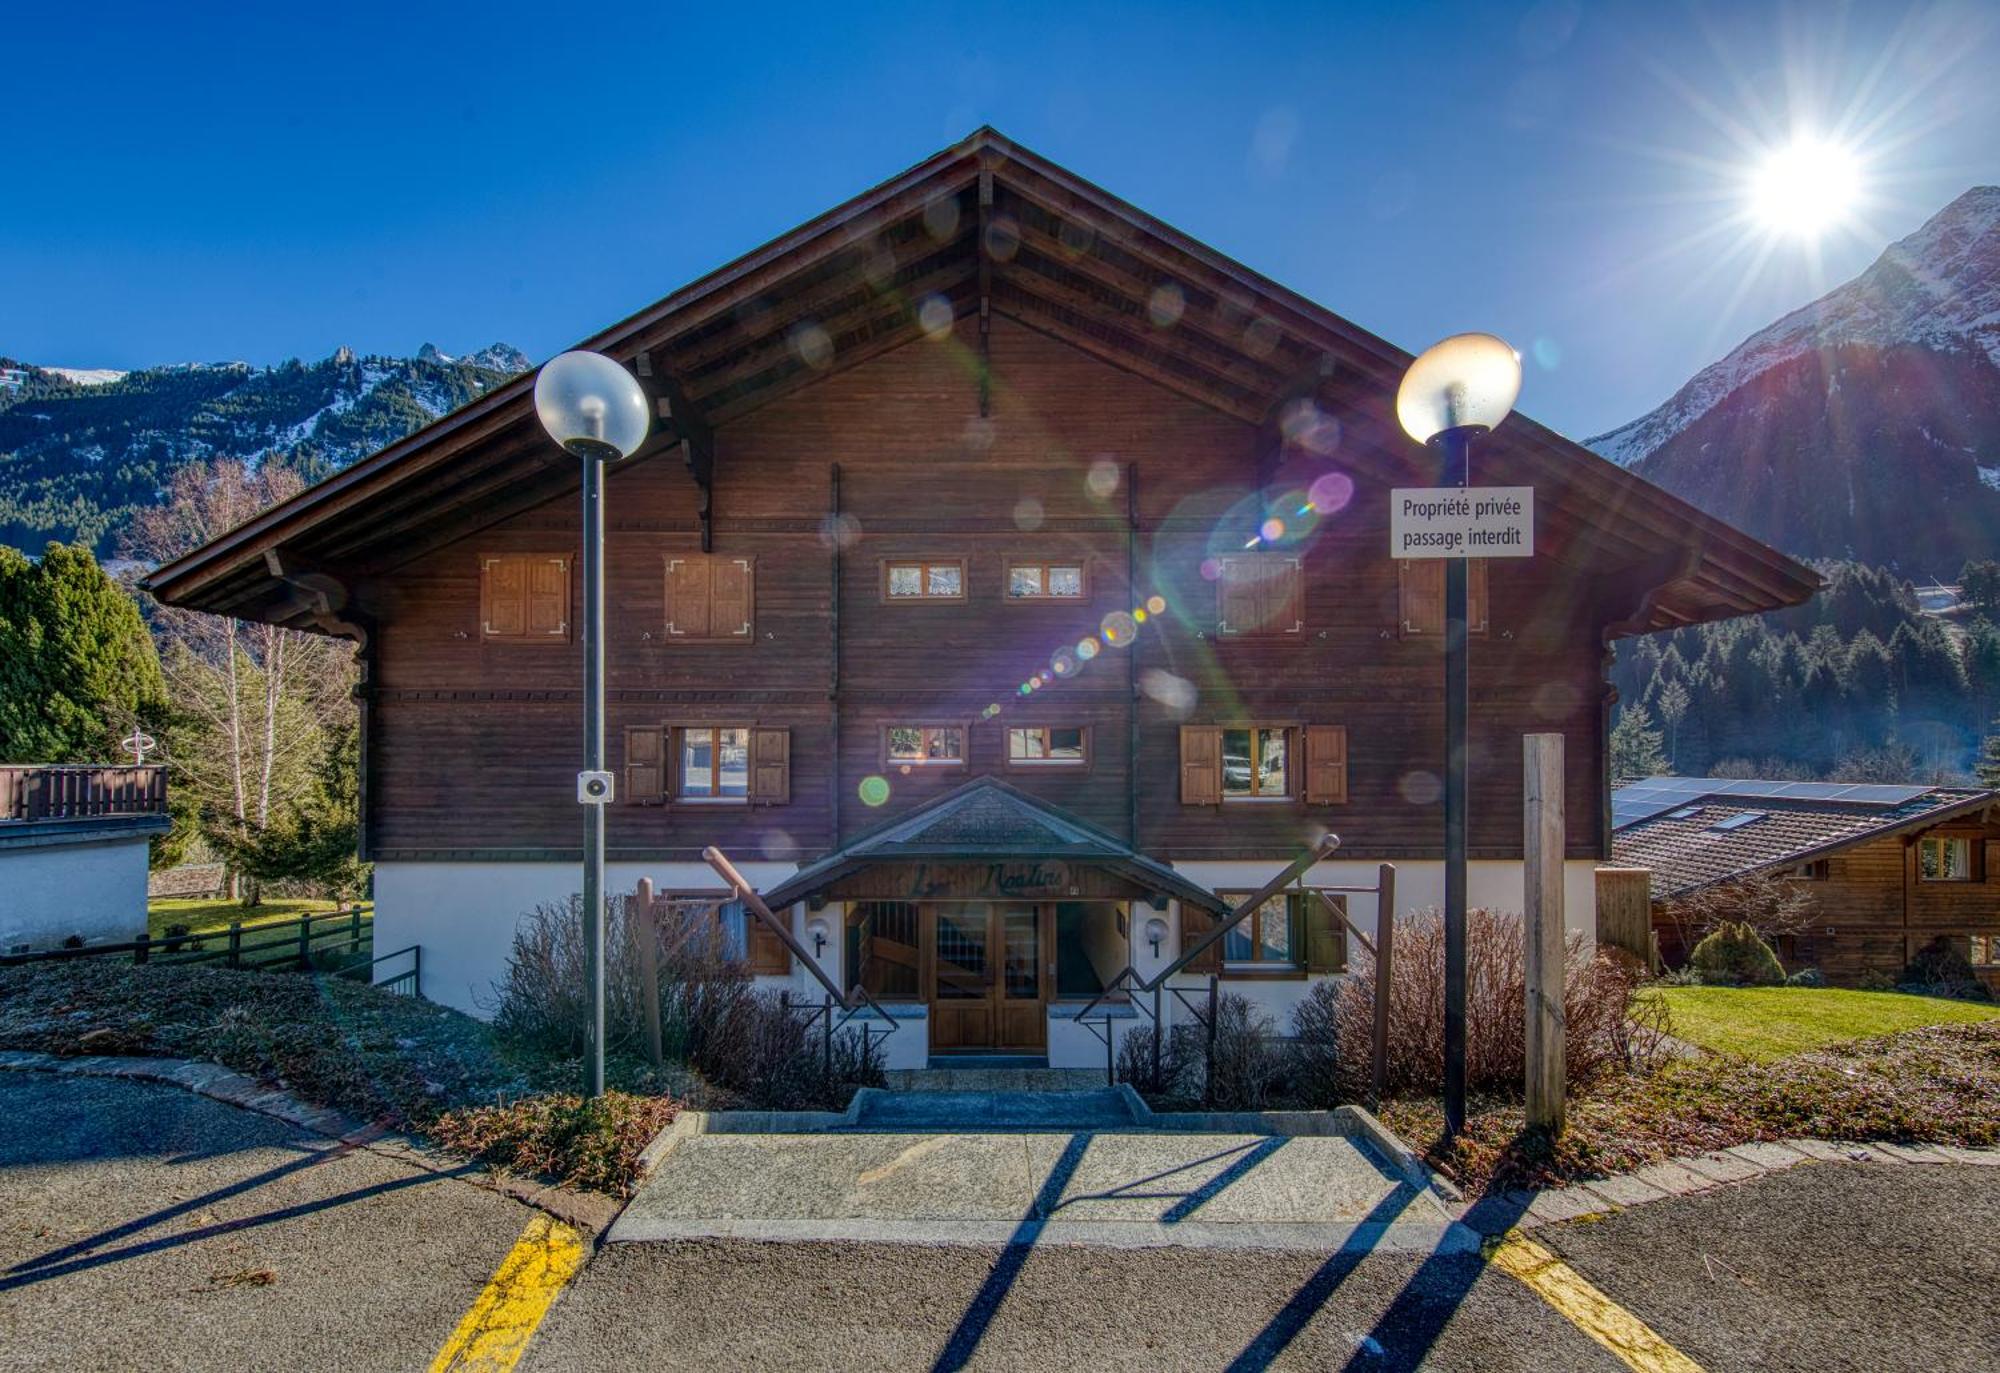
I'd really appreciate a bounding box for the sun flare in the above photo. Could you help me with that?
[1749,137,1861,238]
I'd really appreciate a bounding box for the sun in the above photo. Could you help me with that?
[1749,137,1862,238]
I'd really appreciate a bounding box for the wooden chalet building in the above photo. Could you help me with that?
[145,130,1817,1066]
[1613,776,2000,988]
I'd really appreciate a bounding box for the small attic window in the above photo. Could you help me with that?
[1709,812,1767,832]
[1667,806,1703,820]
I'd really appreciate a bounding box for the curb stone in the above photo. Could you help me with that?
[0,1050,618,1234]
[1460,1135,2000,1232]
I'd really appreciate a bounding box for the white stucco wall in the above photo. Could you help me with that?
[0,835,152,950]
[371,859,800,1015]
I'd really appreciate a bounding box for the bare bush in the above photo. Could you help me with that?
[1116,993,1292,1110]
[1658,872,1817,958]
[1291,907,1657,1104]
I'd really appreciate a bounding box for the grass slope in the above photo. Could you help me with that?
[147,897,338,937]
[1653,986,2000,1061]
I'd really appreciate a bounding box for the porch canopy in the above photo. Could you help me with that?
[759,775,1228,914]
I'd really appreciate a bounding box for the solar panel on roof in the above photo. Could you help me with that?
[1841,784,1933,804]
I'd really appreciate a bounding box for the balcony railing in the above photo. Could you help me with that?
[1,765,168,822]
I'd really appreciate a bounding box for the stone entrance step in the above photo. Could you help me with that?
[884,1067,1105,1094]
[846,1087,1137,1132]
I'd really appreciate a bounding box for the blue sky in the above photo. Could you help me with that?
[4,0,1996,439]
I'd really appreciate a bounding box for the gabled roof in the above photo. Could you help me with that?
[759,775,1227,913]
[1611,778,1997,900]
[144,127,1818,634]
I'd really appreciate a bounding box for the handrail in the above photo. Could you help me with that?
[1069,833,1340,1027]
[703,845,901,1032]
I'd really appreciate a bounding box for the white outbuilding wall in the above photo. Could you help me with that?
[0,830,156,951]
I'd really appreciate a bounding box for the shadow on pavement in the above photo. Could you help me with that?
[1045,1136,1291,1223]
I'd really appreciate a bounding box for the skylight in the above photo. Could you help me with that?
[1667,806,1703,819]
[1709,812,1767,832]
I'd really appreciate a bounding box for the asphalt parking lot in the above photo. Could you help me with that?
[3,1070,1997,1372]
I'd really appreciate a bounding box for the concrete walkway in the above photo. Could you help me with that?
[614,1090,1462,1254]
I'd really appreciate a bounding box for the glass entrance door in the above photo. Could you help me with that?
[927,903,1046,1053]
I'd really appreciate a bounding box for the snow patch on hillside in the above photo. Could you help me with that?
[45,368,128,387]
[1587,186,2000,467]
[1979,464,2000,493]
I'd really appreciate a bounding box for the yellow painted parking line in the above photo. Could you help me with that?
[429,1214,587,1373]
[1487,1231,1706,1373]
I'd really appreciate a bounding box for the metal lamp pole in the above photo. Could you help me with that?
[1396,332,1522,1142]
[1437,425,1475,1138]
[533,350,650,1100]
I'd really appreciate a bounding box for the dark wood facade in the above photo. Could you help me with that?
[145,130,1819,878]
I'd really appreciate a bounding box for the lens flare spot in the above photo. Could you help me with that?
[1139,668,1196,716]
[1086,459,1121,500]
[1200,558,1222,581]
[1307,470,1356,515]
[789,322,834,371]
[1076,637,1100,661]
[923,195,961,241]
[858,775,891,807]
[817,512,862,549]
[1013,496,1045,531]
[983,215,1021,261]
[1100,611,1137,647]
[1039,670,1053,683]
[1398,770,1443,806]
[759,830,799,860]
[1146,595,1167,615]
[918,295,955,340]
[1260,517,1285,542]
[1050,647,1079,678]
[1532,336,1562,371]
[1148,282,1186,328]
[1131,607,1147,623]
[1242,316,1281,359]
[1279,398,1343,457]
[962,416,997,451]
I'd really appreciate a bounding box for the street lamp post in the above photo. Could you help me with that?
[1396,333,1522,1137]
[534,350,650,1097]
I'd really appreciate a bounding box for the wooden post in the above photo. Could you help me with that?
[133,932,151,966]
[1523,733,1566,1134]
[227,922,242,969]
[631,878,663,1069]
[348,904,363,957]
[1373,863,1394,1105]
[297,914,313,970]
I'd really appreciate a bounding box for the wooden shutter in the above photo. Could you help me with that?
[744,902,790,975]
[1180,726,1223,805]
[751,727,790,804]
[1180,903,1220,974]
[1217,555,1301,637]
[482,556,526,638]
[1217,558,1258,637]
[527,557,568,637]
[623,726,664,804]
[1399,559,1487,635]
[1303,725,1348,805]
[711,557,755,641]
[1305,892,1347,973]
[1267,558,1303,635]
[665,556,712,639]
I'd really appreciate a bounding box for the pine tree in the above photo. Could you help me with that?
[0,542,166,762]
[1978,717,2000,790]
[1609,703,1670,784]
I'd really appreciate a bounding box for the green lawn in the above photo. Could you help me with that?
[147,897,341,937]
[1652,985,2000,1061]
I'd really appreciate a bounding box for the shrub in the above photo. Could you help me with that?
[431,1091,680,1196]
[1114,1020,1199,1100]
[1902,938,1994,1003]
[1688,922,1785,986]
[1857,968,1897,992]
[1786,967,1827,988]
[1114,994,1293,1109]
[1289,908,1662,1105]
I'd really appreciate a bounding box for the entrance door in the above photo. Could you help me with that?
[928,903,1046,1053]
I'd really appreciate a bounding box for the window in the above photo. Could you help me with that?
[665,554,754,641]
[1007,561,1086,600]
[1222,727,1289,799]
[1786,859,1829,881]
[1919,836,1976,882]
[1007,726,1087,766]
[1709,812,1766,832]
[885,725,965,766]
[480,552,569,641]
[847,901,921,999]
[1970,934,2000,968]
[622,725,790,805]
[1398,559,1489,636]
[883,559,965,601]
[1217,893,1301,968]
[1216,554,1302,637]
[681,727,750,801]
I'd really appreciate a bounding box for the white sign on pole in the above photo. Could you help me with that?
[1389,486,1535,559]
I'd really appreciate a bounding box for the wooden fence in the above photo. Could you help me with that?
[1,765,167,821]
[0,904,388,982]
[1594,867,1659,972]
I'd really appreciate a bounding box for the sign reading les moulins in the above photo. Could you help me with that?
[832,862,1136,901]
[1390,486,1535,559]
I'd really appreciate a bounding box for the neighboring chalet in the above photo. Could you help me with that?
[144,130,1817,1067]
[1,765,169,951]
[1613,776,2000,989]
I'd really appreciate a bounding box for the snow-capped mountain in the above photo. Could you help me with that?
[1586,187,2000,576]
[0,344,526,555]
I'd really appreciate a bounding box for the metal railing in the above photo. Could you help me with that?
[1,765,167,822]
